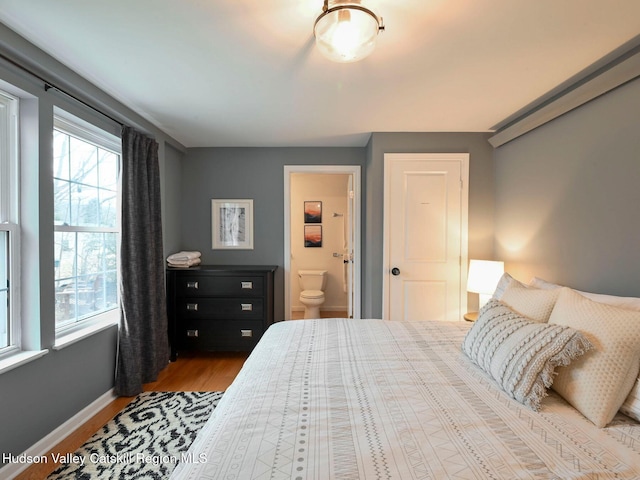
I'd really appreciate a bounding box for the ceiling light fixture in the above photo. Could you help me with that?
[313,0,385,63]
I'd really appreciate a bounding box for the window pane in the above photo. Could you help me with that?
[100,188,117,228]
[70,184,99,227]
[55,230,119,327]
[104,270,117,309]
[53,130,70,181]
[69,137,98,187]
[54,231,75,280]
[104,232,117,270]
[54,119,120,331]
[77,232,102,277]
[53,179,71,226]
[98,149,118,191]
[55,278,75,325]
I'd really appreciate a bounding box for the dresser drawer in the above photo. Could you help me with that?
[177,298,264,319]
[178,319,262,351]
[177,275,264,297]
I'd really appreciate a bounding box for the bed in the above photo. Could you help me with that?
[171,302,640,479]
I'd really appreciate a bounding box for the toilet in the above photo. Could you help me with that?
[298,270,327,319]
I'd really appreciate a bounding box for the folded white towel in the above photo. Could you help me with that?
[167,251,202,263]
[168,257,201,268]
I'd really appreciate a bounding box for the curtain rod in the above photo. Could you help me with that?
[0,50,125,128]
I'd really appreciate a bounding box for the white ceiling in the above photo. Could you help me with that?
[0,0,639,147]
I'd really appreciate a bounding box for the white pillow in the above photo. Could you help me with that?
[621,383,640,421]
[530,277,640,311]
[492,272,527,300]
[549,288,640,427]
[462,299,591,411]
[531,277,640,421]
[500,281,560,323]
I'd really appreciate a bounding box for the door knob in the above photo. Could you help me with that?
[391,267,400,276]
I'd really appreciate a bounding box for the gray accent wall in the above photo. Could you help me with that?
[494,77,640,296]
[163,143,185,256]
[180,147,366,322]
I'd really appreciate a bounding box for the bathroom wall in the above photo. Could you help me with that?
[291,173,350,313]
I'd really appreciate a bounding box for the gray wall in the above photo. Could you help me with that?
[181,135,495,319]
[365,133,495,316]
[180,147,366,322]
[494,77,640,296]
[163,143,185,256]
[0,23,185,461]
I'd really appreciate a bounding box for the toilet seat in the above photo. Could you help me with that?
[301,289,324,299]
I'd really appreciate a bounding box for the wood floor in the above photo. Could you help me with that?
[14,351,248,480]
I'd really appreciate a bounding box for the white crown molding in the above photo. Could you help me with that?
[490,49,640,148]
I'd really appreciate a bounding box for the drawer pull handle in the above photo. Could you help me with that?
[187,329,199,337]
[186,303,199,311]
[186,281,199,289]
[241,303,253,311]
[241,281,253,289]
[241,330,253,337]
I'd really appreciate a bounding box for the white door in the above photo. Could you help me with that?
[346,175,355,318]
[383,153,468,321]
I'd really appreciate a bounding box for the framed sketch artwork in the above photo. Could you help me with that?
[211,199,254,249]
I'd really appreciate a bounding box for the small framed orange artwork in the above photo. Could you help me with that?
[304,225,322,247]
[304,201,322,223]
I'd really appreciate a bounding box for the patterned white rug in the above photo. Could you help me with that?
[47,391,223,479]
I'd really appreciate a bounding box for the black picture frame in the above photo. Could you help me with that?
[304,225,322,247]
[304,201,322,223]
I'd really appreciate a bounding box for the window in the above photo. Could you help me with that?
[0,90,19,354]
[53,115,120,334]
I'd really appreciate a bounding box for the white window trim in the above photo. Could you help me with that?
[0,89,21,358]
[0,348,48,375]
[53,308,119,350]
[54,111,120,152]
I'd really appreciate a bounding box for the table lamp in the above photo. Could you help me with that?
[465,259,504,320]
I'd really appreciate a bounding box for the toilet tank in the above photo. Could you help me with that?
[298,270,327,291]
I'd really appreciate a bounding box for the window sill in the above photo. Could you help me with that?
[0,349,49,375]
[54,311,119,351]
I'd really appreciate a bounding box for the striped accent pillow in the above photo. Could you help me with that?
[462,299,592,411]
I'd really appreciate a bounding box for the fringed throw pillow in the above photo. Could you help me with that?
[462,299,592,411]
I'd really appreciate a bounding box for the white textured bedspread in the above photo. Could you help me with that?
[171,319,640,479]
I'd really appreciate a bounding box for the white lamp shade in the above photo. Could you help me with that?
[467,260,505,295]
[314,6,381,63]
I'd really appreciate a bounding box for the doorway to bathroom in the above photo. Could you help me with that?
[283,165,361,320]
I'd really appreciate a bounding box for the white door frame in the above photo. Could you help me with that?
[382,153,469,320]
[284,165,362,320]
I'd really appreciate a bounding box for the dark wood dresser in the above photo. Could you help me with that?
[166,265,277,361]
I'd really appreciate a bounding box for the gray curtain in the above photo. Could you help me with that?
[115,126,169,396]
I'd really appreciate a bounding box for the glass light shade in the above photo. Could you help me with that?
[314,6,382,63]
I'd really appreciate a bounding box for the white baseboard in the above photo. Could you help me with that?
[1,388,117,479]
